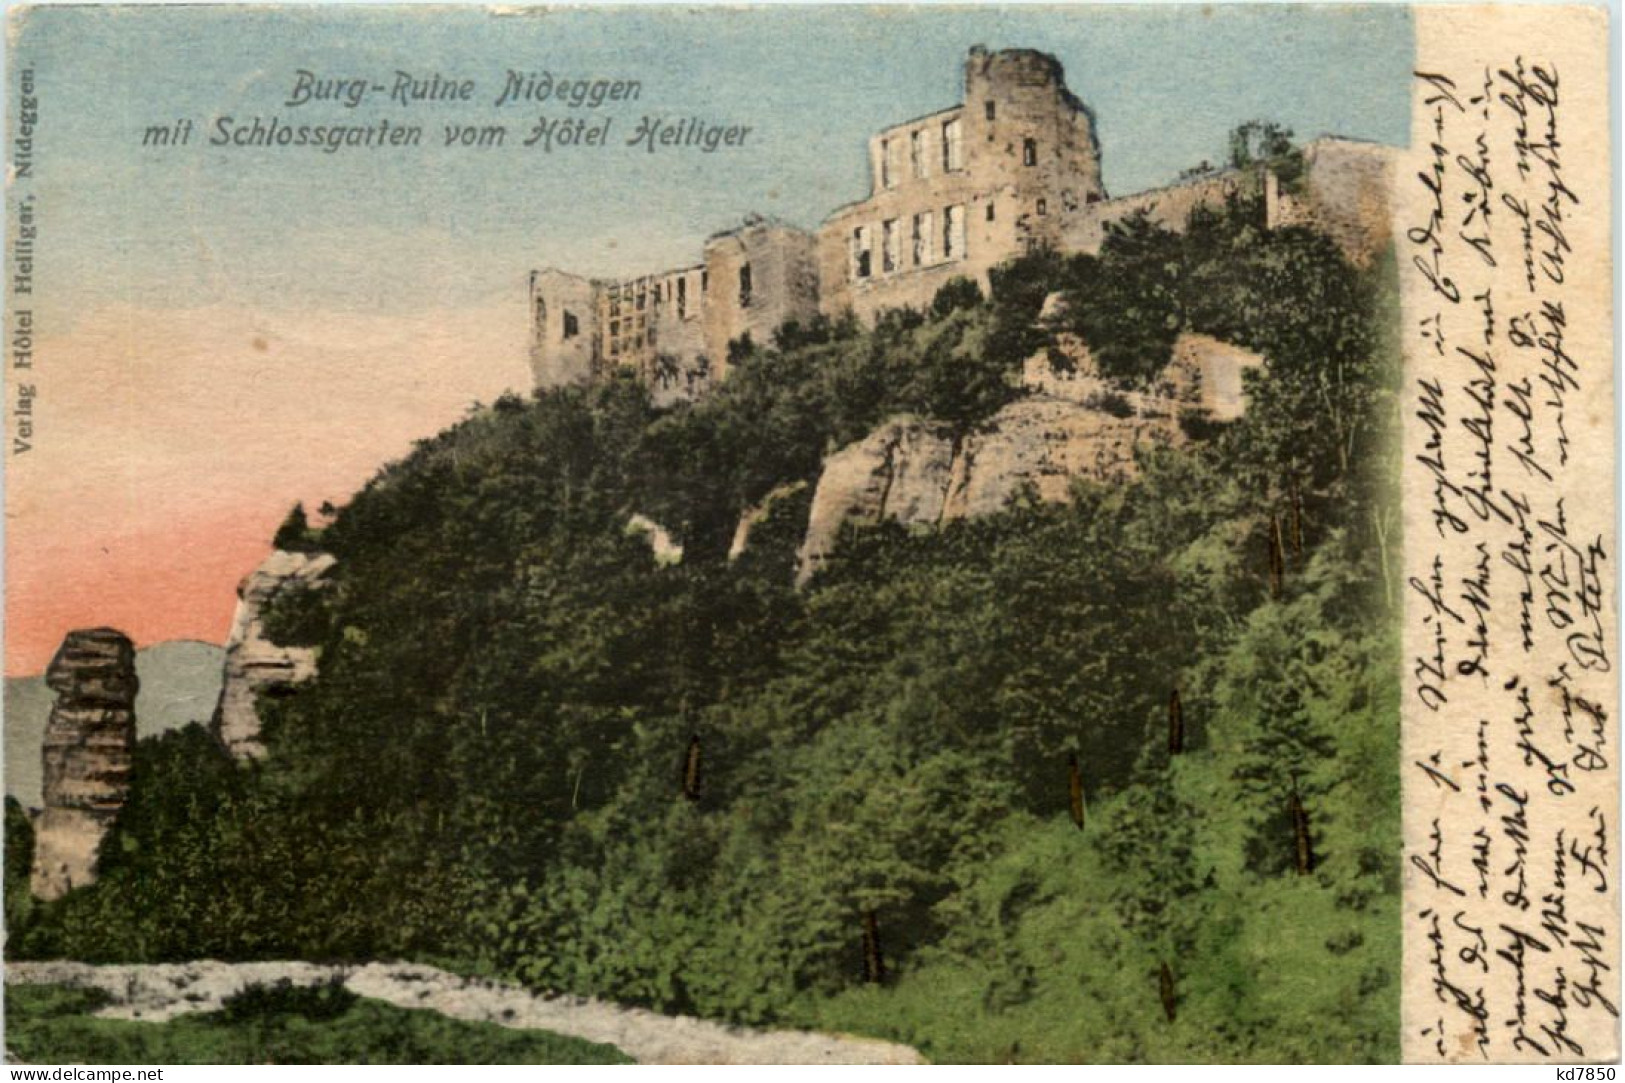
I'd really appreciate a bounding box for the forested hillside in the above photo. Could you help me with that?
[7,196,1402,1062]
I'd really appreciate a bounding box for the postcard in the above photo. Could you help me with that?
[2,2,1615,1066]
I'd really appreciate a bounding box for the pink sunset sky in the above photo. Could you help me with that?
[5,299,527,675]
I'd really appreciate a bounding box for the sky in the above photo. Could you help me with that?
[3,4,1414,675]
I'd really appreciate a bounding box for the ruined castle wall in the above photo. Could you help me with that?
[528,270,601,388]
[599,266,711,404]
[1266,138,1395,266]
[1062,168,1262,254]
[1169,332,1265,422]
[960,47,1106,249]
[816,160,999,322]
[818,47,1106,323]
[703,223,819,378]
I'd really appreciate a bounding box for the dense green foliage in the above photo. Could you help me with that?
[272,503,325,554]
[4,983,630,1064]
[9,197,1401,1062]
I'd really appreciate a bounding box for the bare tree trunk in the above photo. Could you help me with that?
[1289,790,1314,875]
[1159,961,1177,1022]
[862,910,886,984]
[1267,516,1285,597]
[682,734,702,801]
[1372,505,1395,611]
[1068,753,1086,830]
[1167,689,1185,756]
[1289,477,1304,556]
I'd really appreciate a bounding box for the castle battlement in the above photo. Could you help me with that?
[528,47,1394,403]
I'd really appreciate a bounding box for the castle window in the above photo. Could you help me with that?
[910,130,928,179]
[852,225,873,279]
[1036,198,1048,216]
[882,218,900,273]
[534,297,546,336]
[609,319,620,337]
[738,263,752,307]
[636,288,646,311]
[942,118,963,171]
[701,270,709,294]
[881,137,899,189]
[984,100,996,121]
[563,311,579,339]
[944,204,966,259]
[677,276,688,319]
[986,202,996,222]
[912,211,933,265]
[1023,138,1037,166]
[1086,191,1102,204]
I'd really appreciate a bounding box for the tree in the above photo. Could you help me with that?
[1227,120,1304,191]
[930,276,984,319]
[272,502,322,552]
[1227,120,1296,170]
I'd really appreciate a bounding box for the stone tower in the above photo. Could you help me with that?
[30,627,138,900]
[816,46,1108,321]
[960,45,1107,249]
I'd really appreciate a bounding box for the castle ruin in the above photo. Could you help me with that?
[528,46,1394,403]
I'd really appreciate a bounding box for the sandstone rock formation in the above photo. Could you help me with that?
[30,628,138,900]
[211,549,335,760]
[797,394,1183,583]
[626,514,684,565]
[728,480,808,561]
[1022,328,1264,423]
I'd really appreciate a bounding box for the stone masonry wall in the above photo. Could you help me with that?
[528,270,601,389]
[1061,168,1262,254]
[816,47,1106,323]
[703,221,820,379]
[1266,138,1396,266]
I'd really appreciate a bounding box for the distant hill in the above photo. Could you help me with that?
[5,639,224,808]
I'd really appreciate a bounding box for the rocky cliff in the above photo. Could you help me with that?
[30,628,139,900]
[796,394,1184,583]
[211,549,335,760]
[1021,328,1264,423]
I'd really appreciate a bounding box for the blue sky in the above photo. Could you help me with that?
[15,4,1414,323]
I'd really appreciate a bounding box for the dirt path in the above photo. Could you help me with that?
[5,959,924,1065]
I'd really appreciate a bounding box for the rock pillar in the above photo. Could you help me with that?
[211,549,334,760]
[30,628,138,900]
